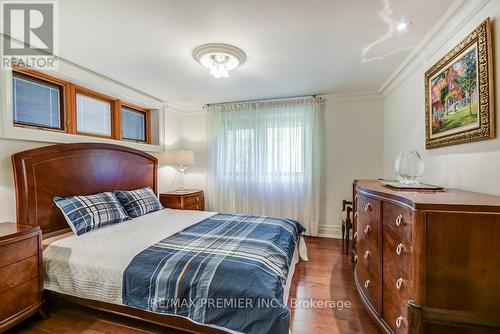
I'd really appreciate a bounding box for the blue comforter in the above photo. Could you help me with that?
[122,212,305,334]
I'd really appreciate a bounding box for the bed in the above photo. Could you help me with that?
[12,143,306,334]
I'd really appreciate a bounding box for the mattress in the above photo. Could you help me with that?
[44,208,304,309]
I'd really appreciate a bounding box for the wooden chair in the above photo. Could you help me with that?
[407,300,500,333]
[341,200,353,255]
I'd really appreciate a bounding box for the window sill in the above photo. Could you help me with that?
[0,123,164,153]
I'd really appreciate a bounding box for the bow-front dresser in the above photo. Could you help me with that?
[352,180,500,334]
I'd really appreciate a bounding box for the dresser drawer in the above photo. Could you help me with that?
[383,201,413,241]
[357,225,381,278]
[184,193,204,207]
[357,193,380,222]
[356,260,382,315]
[383,288,409,334]
[0,256,38,294]
[0,236,38,268]
[356,214,380,250]
[382,226,413,285]
[0,278,40,320]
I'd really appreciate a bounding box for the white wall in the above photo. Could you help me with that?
[382,0,500,195]
[157,108,183,193]
[175,96,384,238]
[320,96,384,237]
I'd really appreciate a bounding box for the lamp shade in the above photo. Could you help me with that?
[159,149,194,166]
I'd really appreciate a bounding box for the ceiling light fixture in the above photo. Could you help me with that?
[193,43,246,79]
[396,21,412,31]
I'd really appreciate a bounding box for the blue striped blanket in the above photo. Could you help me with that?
[122,213,305,334]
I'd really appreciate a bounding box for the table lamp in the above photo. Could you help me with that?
[160,149,194,191]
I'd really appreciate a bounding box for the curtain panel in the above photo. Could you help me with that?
[206,97,322,236]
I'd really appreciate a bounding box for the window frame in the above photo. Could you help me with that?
[12,67,70,133]
[73,86,117,139]
[11,67,151,143]
[120,102,151,144]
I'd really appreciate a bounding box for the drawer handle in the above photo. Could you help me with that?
[354,212,358,218]
[396,243,403,256]
[196,196,200,202]
[396,277,404,289]
[395,214,403,226]
[196,205,200,210]
[364,280,370,288]
[353,232,358,240]
[396,316,404,328]
[364,203,371,212]
[353,255,358,263]
[355,194,359,201]
[364,225,370,234]
[363,250,370,259]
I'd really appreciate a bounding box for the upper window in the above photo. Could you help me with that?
[12,72,64,130]
[121,106,146,142]
[76,93,112,137]
[11,67,152,144]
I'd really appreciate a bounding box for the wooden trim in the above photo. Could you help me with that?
[113,100,122,141]
[66,83,77,134]
[13,66,67,86]
[11,66,152,144]
[408,301,500,332]
[145,108,151,144]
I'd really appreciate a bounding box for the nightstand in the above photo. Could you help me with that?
[0,223,43,333]
[160,190,204,211]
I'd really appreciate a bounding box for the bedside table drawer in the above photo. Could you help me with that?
[184,193,204,206]
[0,278,39,319]
[184,203,204,211]
[0,236,38,268]
[160,190,205,210]
[0,256,38,294]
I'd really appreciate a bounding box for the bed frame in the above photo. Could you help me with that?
[12,143,227,334]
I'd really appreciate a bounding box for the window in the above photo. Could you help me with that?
[206,98,321,233]
[12,72,64,130]
[266,126,303,175]
[76,93,112,137]
[11,67,152,144]
[121,106,147,142]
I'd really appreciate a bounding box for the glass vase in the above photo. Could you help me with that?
[394,151,424,187]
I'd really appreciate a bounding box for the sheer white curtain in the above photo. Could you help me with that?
[206,97,321,236]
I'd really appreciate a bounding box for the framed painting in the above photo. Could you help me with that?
[425,17,494,149]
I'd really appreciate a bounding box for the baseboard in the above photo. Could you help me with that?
[317,225,342,239]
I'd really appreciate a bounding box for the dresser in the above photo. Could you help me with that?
[353,180,500,334]
[0,223,43,333]
[160,190,205,211]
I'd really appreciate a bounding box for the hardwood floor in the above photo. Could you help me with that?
[9,237,379,334]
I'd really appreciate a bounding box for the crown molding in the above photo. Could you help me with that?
[320,91,383,102]
[379,0,489,97]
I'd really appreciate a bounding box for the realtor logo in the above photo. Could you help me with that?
[1,1,58,69]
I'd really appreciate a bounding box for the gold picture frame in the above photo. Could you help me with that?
[425,17,494,149]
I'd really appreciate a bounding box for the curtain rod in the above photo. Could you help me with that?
[203,95,321,108]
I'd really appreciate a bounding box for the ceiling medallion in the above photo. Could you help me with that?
[192,43,246,79]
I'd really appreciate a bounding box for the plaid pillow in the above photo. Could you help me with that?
[114,187,163,218]
[54,192,130,236]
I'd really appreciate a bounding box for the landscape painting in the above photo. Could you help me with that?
[425,18,494,149]
[429,45,479,138]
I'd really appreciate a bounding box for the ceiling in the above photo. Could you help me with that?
[58,0,455,111]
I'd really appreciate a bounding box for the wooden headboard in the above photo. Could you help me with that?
[12,143,158,234]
